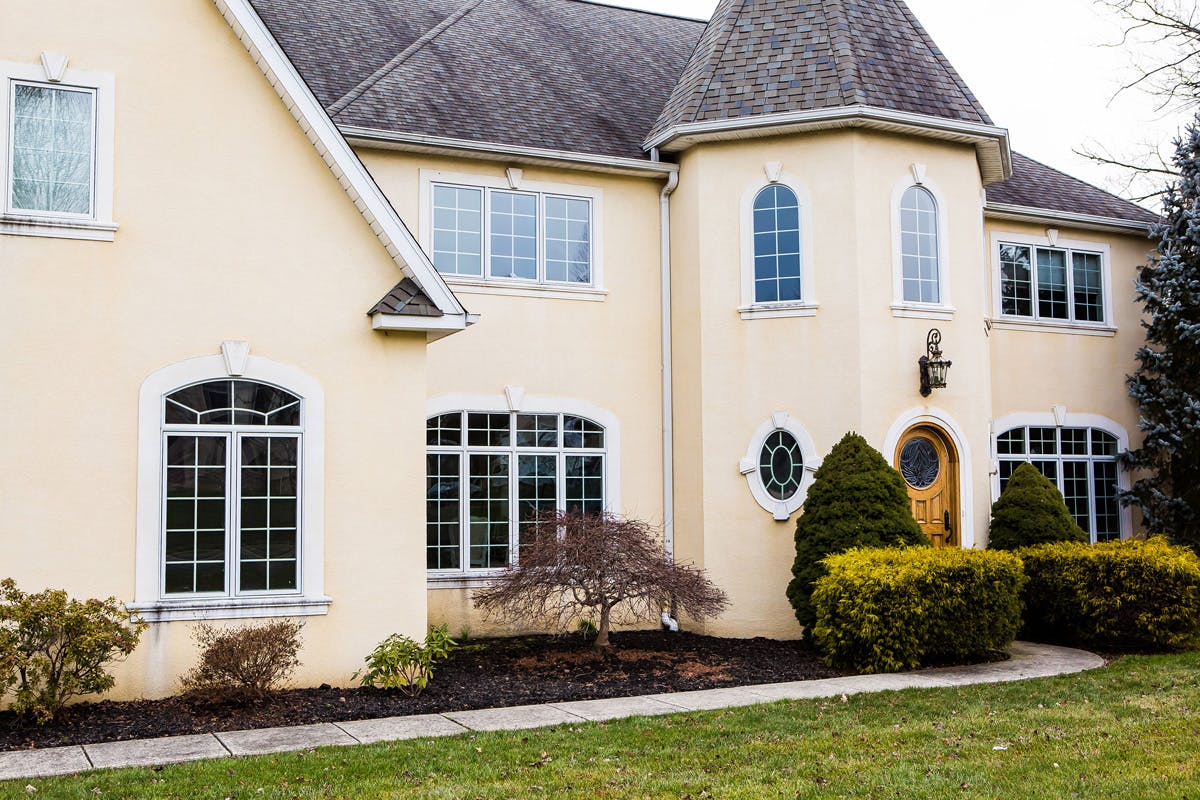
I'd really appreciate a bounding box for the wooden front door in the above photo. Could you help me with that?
[895,427,958,548]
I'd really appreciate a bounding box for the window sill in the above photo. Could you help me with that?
[128,595,332,623]
[444,278,607,302]
[891,303,956,321]
[427,572,504,590]
[0,213,118,242]
[738,301,820,320]
[988,318,1117,338]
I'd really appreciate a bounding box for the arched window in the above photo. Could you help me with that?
[427,411,607,572]
[161,379,303,596]
[997,426,1123,542]
[899,186,940,304]
[752,185,803,303]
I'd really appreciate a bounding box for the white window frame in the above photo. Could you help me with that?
[0,58,116,241]
[991,411,1133,542]
[419,169,605,300]
[890,173,954,319]
[426,392,620,587]
[740,411,819,520]
[989,232,1115,335]
[131,349,329,622]
[739,171,818,319]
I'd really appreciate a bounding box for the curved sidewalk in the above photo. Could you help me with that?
[0,641,1104,781]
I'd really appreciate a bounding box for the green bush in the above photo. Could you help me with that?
[353,626,456,697]
[1019,537,1200,651]
[0,579,147,722]
[988,463,1087,550]
[180,619,304,704]
[811,547,1026,673]
[786,432,928,633]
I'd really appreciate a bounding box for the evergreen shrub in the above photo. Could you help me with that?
[988,462,1087,550]
[786,432,927,633]
[811,547,1026,674]
[1019,537,1200,651]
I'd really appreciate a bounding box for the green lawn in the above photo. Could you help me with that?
[7,652,1200,799]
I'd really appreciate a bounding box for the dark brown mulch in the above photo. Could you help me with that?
[0,631,846,752]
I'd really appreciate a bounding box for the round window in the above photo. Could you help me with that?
[759,430,805,501]
[900,437,940,489]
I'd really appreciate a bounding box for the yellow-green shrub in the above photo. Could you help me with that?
[812,547,1026,673]
[1019,537,1200,651]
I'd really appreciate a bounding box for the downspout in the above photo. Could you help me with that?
[660,170,680,633]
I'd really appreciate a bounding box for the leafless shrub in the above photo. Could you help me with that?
[473,513,729,647]
[180,619,303,704]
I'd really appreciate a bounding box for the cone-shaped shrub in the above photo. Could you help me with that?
[988,463,1087,550]
[786,432,927,633]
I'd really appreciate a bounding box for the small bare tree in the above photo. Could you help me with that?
[473,513,728,648]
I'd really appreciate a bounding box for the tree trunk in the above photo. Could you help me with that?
[594,605,612,648]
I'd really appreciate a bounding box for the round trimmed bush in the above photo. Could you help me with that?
[786,432,927,633]
[988,463,1087,550]
[811,547,1026,674]
[1019,537,1200,651]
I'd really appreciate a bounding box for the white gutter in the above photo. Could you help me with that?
[660,171,679,563]
[342,125,680,179]
[984,202,1155,236]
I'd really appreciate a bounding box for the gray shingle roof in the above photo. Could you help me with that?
[646,0,992,144]
[369,277,445,317]
[988,153,1160,227]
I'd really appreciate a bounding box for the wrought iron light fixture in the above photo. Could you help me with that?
[919,328,952,397]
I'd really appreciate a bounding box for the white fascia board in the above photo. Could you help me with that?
[212,0,466,318]
[646,105,1013,183]
[371,311,480,342]
[984,203,1156,237]
[342,125,680,179]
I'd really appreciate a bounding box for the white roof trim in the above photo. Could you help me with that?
[212,0,466,319]
[373,311,481,342]
[984,202,1155,236]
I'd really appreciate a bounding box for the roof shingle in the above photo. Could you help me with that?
[988,153,1159,227]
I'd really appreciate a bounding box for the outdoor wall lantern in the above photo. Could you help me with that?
[919,328,952,397]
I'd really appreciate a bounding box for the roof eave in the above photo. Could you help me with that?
[984,202,1157,236]
[371,311,481,342]
[645,105,1013,184]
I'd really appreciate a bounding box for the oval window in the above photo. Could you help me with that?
[900,437,940,489]
[759,430,805,501]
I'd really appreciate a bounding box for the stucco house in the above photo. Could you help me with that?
[1,0,1158,698]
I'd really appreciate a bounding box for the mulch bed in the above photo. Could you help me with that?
[0,631,847,752]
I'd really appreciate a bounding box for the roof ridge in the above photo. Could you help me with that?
[827,0,865,107]
[888,0,992,126]
[328,0,483,118]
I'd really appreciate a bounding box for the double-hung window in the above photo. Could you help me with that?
[429,177,596,287]
[998,243,1107,324]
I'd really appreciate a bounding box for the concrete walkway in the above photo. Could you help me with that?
[0,642,1104,781]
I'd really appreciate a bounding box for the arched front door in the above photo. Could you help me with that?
[895,425,959,548]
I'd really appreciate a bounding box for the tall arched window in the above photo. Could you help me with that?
[900,186,941,304]
[752,185,803,303]
[161,379,303,596]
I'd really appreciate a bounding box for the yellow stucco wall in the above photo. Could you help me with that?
[0,1,430,698]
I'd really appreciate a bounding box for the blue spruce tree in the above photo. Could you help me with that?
[1125,115,1200,552]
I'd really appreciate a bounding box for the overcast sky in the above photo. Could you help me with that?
[608,0,1193,206]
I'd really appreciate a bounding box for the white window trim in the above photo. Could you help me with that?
[740,412,820,521]
[739,171,818,319]
[989,231,1115,333]
[131,350,329,622]
[426,392,620,587]
[991,411,1133,541]
[881,407,977,549]
[0,59,116,241]
[418,169,604,298]
[890,172,954,318]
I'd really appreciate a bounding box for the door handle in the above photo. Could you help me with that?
[944,510,953,543]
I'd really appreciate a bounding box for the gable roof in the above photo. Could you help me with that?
[646,0,991,145]
[213,0,473,337]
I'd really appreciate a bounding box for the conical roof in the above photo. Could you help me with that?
[646,0,992,147]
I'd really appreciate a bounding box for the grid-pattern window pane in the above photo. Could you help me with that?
[1093,461,1121,542]
[468,454,510,569]
[1062,460,1091,534]
[1036,248,1070,319]
[10,83,94,215]
[489,190,537,280]
[165,380,301,426]
[517,454,557,548]
[1000,244,1033,317]
[1029,427,1058,455]
[164,435,227,594]
[1062,428,1089,456]
[752,185,802,303]
[516,414,558,448]
[1073,252,1104,322]
[239,437,299,592]
[545,196,591,284]
[467,412,510,447]
[427,413,462,447]
[431,185,483,276]
[565,455,604,516]
[900,186,940,304]
[564,416,604,449]
[426,453,461,570]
